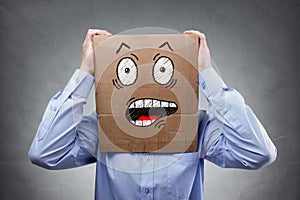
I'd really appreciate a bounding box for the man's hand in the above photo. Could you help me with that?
[184,30,212,74]
[80,29,112,75]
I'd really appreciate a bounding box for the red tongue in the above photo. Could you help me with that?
[137,115,159,121]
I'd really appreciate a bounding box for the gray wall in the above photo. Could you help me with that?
[1,0,299,199]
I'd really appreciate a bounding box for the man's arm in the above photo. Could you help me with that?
[28,29,112,169]
[28,69,98,169]
[199,68,277,169]
[184,30,277,169]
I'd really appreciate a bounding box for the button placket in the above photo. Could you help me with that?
[140,153,154,199]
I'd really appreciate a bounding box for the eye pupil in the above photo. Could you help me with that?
[125,68,130,73]
[160,67,165,72]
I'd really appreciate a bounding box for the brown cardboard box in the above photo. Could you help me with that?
[92,34,199,152]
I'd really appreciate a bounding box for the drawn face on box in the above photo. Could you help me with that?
[93,34,199,152]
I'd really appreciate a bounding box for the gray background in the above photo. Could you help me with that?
[0,0,299,199]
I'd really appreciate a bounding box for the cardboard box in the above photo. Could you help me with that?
[92,34,199,152]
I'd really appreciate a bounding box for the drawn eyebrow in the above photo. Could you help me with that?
[131,53,139,61]
[153,53,160,60]
[116,42,131,54]
[158,41,174,51]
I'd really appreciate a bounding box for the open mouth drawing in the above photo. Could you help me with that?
[125,98,178,127]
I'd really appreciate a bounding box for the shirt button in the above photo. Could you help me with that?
[75,78,80,83]
[144,188,150,194]
[201,81,206,90]
[146,155,150,161]
[223,87,233,91]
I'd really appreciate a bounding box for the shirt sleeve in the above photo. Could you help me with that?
[199,67,277,169]
[28,69,99,170]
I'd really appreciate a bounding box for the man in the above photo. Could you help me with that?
[28,29,277,200]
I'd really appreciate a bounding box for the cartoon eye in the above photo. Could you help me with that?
[117,57,137,86]
[153,56,174,85]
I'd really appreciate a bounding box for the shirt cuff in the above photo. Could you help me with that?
[199,67,227,98]
[64,69,94,98]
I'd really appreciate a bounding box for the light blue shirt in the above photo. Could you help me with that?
[28,67,277,200]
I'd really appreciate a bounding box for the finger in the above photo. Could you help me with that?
[183,30,200,35]
[184,30,207,48]
[83,29,112,46]
[86,30,110,40]
[88,29,112,36]
[183,30,196,34]
[184,30,205,39]
[101,30,112,36]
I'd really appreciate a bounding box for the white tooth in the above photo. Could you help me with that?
[144,99,152,107]
[151,119,156,123]
[161,101,169,107]
[129,103,135,109]
[130,120,135,124]
[153,100,160,107]
[136,120,143,126]
[135,100,143,108]
[169,102,176,107]
[143,120,151,126]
